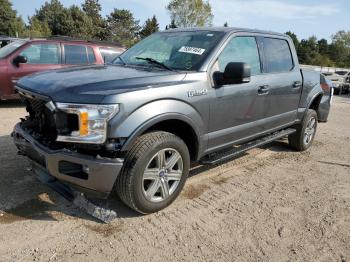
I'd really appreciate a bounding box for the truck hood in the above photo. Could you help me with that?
[17,65,187,103]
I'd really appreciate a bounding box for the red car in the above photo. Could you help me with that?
[0,38,124,100]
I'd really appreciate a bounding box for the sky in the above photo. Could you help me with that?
[10,0,350,41]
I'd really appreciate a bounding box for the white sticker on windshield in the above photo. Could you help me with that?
[178,46,206,55]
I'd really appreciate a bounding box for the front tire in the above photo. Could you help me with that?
[116,131,190,214]
[288,109,318,151]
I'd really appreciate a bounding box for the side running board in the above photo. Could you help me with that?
[200,128,296,165]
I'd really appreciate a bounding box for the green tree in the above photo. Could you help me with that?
[317,39,328,55]
[25,17,52,37]
[166,0,213,28]
[166,19,177,30]
[283,31,350,68]
[332,30,350,48]
[64,5,94,39]
[0,0,25,36]
[34,0,66,35]
[106,9,140,47]
[331,31,350,67]
[33,1,94,39]
[82,0,108,40]
[285,31,299,49]
[140,15,159,39]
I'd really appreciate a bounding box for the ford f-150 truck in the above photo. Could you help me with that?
[13,28,331,215]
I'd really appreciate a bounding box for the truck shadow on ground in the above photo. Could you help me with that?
[0,134,141,224]
[0,100,24,108]
[0,135,294,224]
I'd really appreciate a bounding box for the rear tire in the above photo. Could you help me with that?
[288,109,318,151]
[116,131,190,214]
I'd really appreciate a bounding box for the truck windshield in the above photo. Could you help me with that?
[0,40,26,59]
[114,31,225,71]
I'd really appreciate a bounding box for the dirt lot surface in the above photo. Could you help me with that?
[0,96,349,262]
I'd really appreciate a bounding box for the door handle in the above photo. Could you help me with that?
[293,81,302,88]
[258,85,269,95]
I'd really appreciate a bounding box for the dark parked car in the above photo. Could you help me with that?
[13,28,330,216]
[0,38,124,100]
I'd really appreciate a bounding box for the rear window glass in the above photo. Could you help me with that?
[99,47,123,63]
[263,38,294,73]
[65,45,93,65]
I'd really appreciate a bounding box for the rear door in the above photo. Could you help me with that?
[258,37,302,130]
[7,42,62,88]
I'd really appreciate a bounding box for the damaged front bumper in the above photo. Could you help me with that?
[12,123,124,199]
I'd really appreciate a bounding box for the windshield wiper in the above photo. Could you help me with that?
[135,57,175,71]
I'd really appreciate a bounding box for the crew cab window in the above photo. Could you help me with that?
[64,45,95,65]
[99,47,123,63]
[20,44,59,64]
[263,38,294,73]
[217,36,261,75]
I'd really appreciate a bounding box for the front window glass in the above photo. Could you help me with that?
[20,44,60,64]
[217,36,261,75]
[0,40,26,59]
[114,31,225,71]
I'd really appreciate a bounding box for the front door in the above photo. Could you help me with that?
[208,36,268,151]
[7,42,62,90]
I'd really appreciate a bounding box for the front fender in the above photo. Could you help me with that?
[109,99,206,152]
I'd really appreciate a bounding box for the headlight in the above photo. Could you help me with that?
[56,103,119,144]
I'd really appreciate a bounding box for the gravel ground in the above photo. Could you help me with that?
[0,96,349,262]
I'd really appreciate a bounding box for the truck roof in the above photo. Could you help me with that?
[163,27,287,37]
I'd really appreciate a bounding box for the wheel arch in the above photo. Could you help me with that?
[120,114,201,161]
[307,92,323,121]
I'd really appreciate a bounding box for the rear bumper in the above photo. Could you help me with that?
[12,123,124,198]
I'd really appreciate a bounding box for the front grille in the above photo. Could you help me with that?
[29,97,46,112]
[19,91,58,144]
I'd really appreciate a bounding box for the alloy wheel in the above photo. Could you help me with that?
[142,148,184,203]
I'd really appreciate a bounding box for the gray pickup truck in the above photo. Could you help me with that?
[13,28,331,215]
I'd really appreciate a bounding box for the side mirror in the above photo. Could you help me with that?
[13,55,27,67]
[214,62,251,87]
